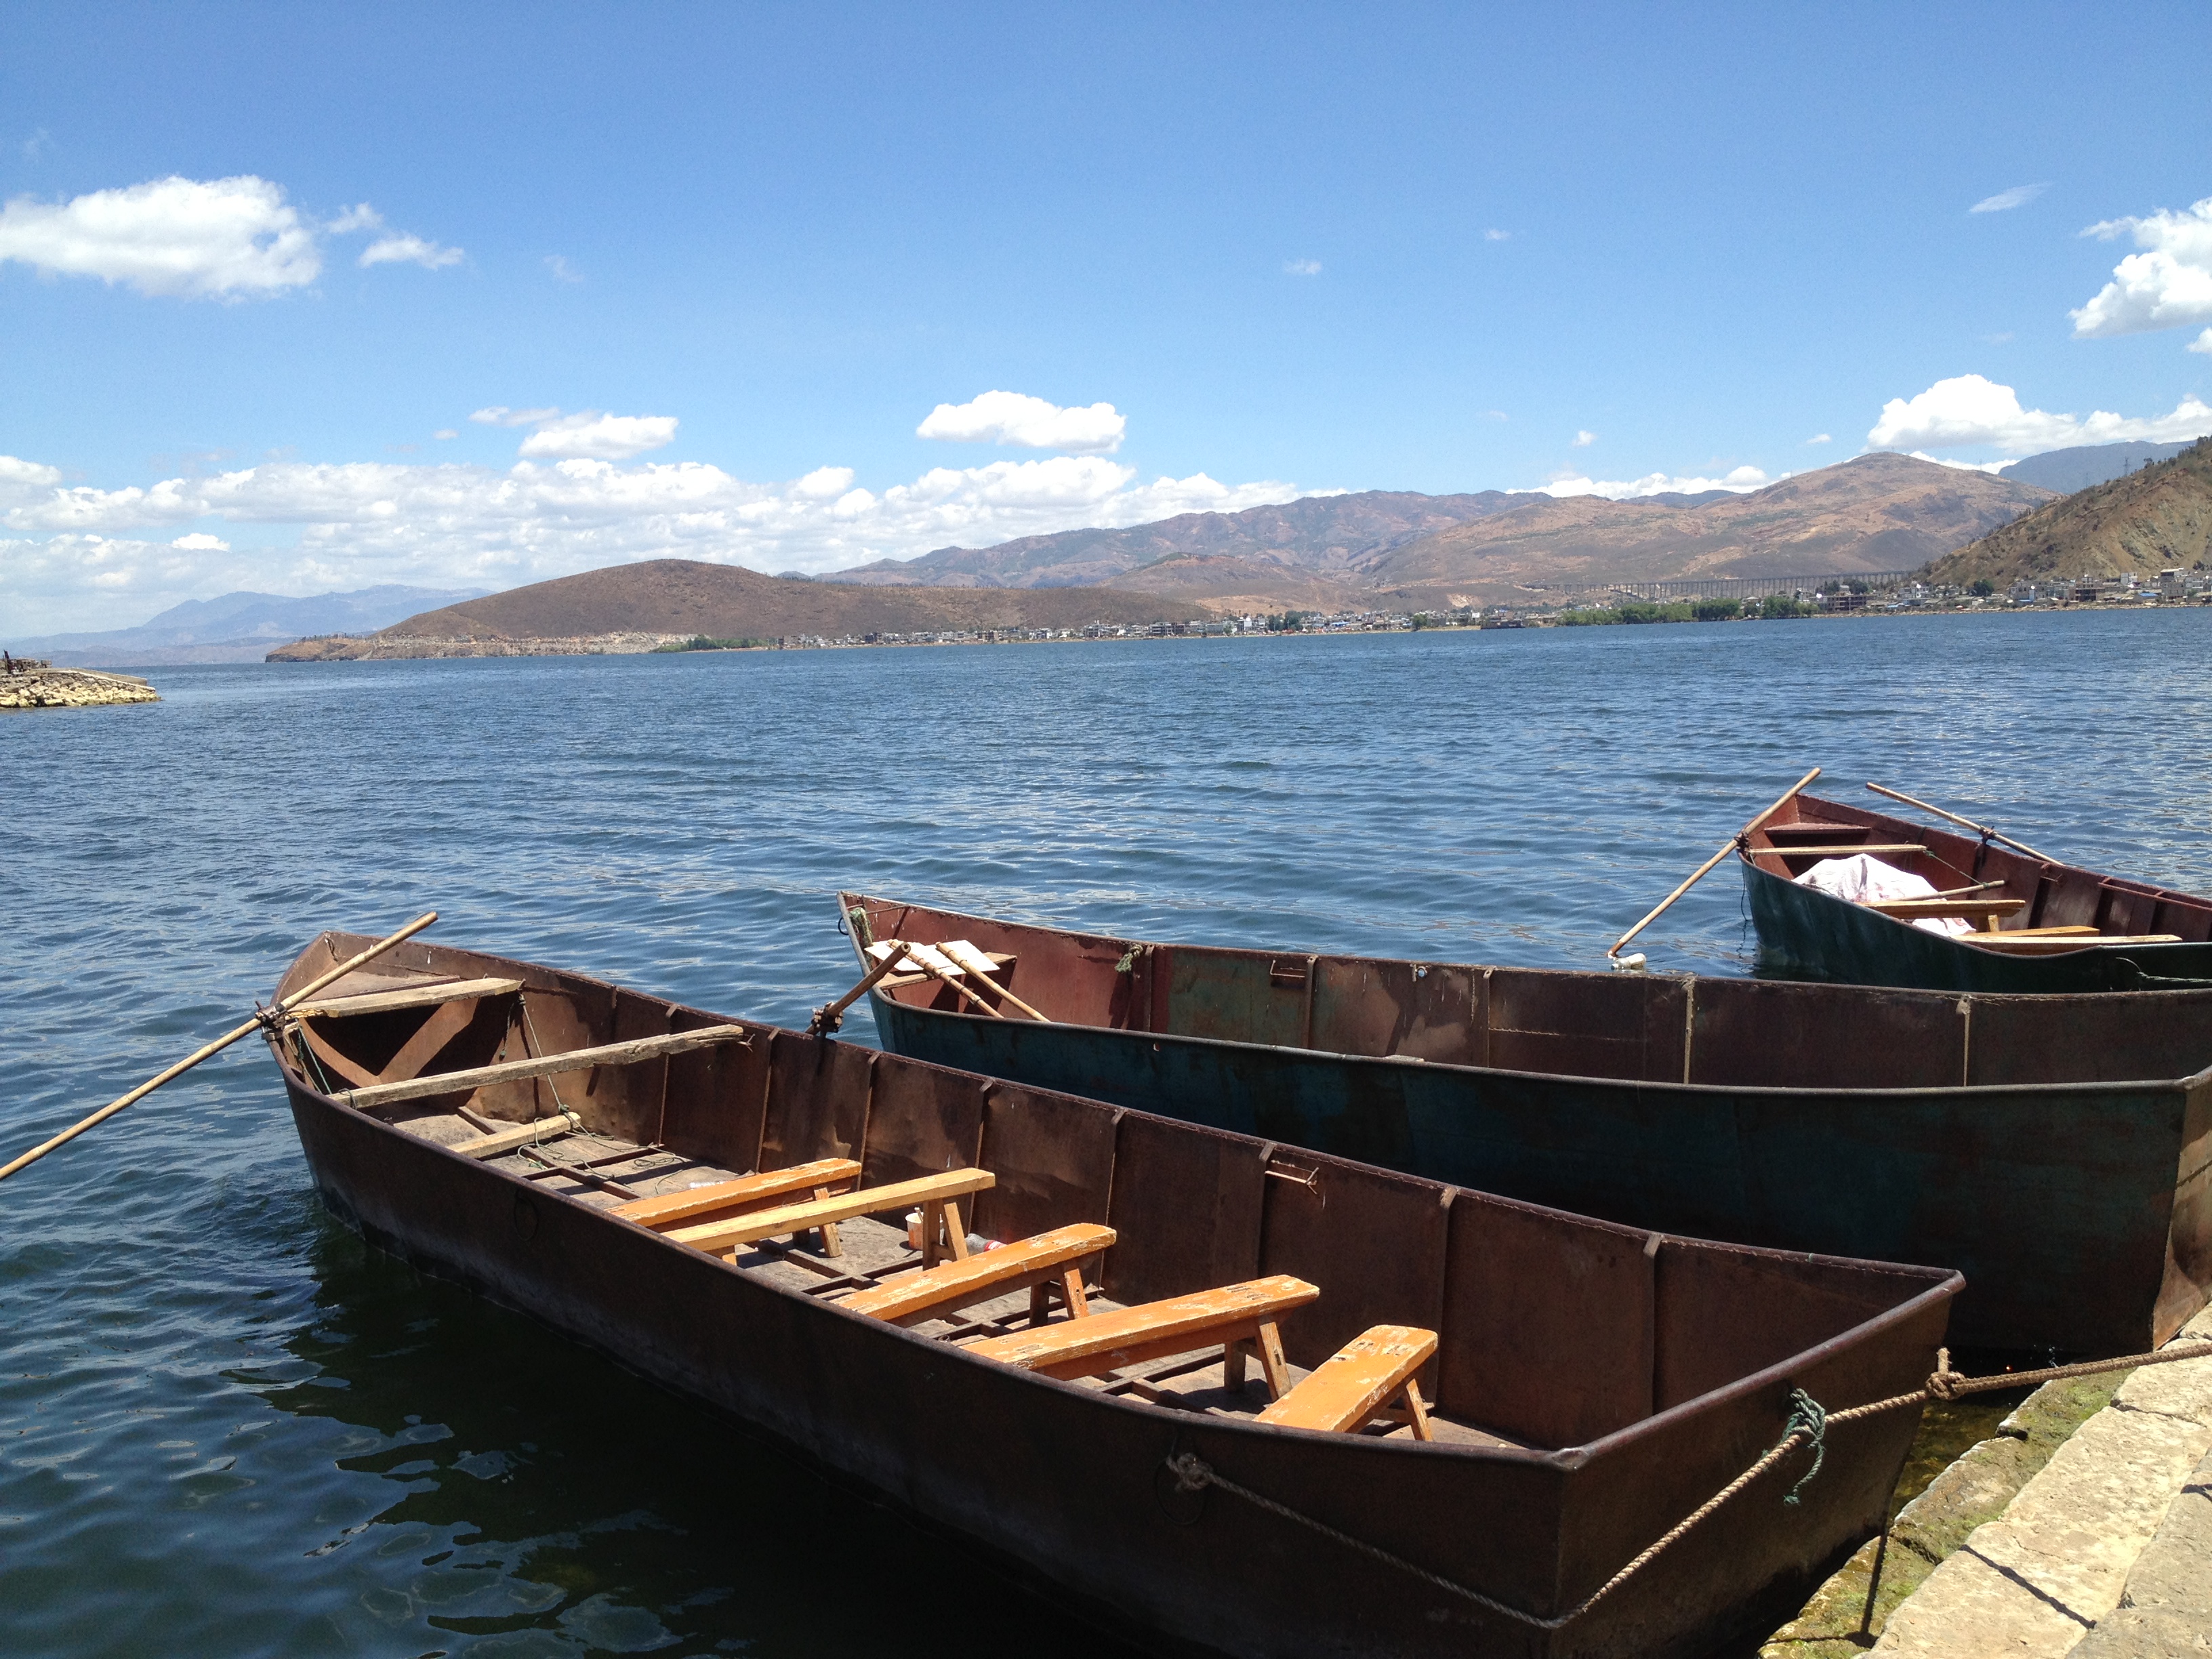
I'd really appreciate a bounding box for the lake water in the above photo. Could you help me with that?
[5,609,2209,1658]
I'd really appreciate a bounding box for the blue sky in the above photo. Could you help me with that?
[3,1,2209,632]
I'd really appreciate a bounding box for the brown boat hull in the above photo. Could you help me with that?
[274,934,1958,1659]
[844,893,2212,1355]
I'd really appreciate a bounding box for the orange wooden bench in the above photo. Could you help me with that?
[964,1275,1318,1399]
[667,1168,996,1262]
[838,1223,1114,1328]
[612,1158,862,1254]
[1256,1324,1437,1440]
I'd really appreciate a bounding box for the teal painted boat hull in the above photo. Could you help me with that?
[844,893,2212,1357]
[1741,857,2212,992]
[1740,793,2212,993]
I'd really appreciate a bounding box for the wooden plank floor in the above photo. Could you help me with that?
[402,1113,1527,1450]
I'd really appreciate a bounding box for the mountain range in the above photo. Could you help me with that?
[1929,437,2212,588]
[823,453,2051,612]
[7,585,491,667]
[1996,440,2199,495]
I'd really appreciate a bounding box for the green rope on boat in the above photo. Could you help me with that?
[1782,1387,1827,1505]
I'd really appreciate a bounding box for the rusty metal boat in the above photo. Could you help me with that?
[1738,790,2212,993]
[839,893,2212,1356]
[269,927,1959,1659]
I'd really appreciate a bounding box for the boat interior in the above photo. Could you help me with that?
[277,932,1952,1459]
[841,895,2212,1091]
[1745,793,2212,956]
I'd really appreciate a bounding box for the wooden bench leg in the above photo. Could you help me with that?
[921,1198,971,1269]
[813,1187,844,1258]
[1392,1378,1435,1441]
[1253,1319,1291,1401]
[1223,1320,1290,1399]
[1027,1267,1094,1326]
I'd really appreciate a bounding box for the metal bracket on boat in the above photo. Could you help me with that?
[1263,1160,1323,1204]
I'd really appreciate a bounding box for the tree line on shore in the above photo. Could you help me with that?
[1553,596,1818,626]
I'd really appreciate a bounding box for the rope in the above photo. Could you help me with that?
[1921,1339,2212,1401]
[1782,1388,1826,1504]
[1158,1338,2212,1633]
[517,993,571,1139]
[1164,1387,1828,1633]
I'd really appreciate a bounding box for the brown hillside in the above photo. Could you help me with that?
[378,559,1204,640]
[827,491,1525,588]
[1363,454,2053,600]
[1099,554,1370,615]
[1925,437,2212,588]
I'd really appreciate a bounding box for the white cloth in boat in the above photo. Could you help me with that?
[1794,853,1973,937]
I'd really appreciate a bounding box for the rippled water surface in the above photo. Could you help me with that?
[5,611,2210,1657]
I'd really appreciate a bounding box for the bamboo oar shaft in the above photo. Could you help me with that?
[913,958,1006,1018]
[0,912,438,1186]
[974,973,1051,1023]
[1864,783,2057,865]
[1608,769,1822,958]
[809,945,914,1034]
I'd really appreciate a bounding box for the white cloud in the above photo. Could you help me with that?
[1532,466,1771,500]
[1572,430,1595,447]
[1902,452,2010,474]
[433,428,458,441]
[1284,258,1322,276]
[360,232,464,270]
[0,176,462,299]
[169,531,230,550]
[470,405,563,428]
[2070,198,2212,340]
[0,174,320,298]
[516,411,678,461]
[545,254,581,283]
[1969,183,2048,214]
[2191,328,2212,356]
[916,390,1126,454]
[0,455,64,492]
[1483,228,1511,241]
[1806,433,1832,445]
[1867,373,2212,453]
[0,447,1309,634]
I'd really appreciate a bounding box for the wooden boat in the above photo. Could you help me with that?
[268,928,1959,1659]
[1738,790,2212,993]
[839,893,2212,1355]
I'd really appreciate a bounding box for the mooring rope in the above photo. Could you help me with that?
[1161,1339,2212,1633]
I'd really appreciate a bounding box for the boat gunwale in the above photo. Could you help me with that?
[1734,847,2212,966]
[275,930,1964,1479]
[1738,791,2212,966]
[837,891,2212,1097]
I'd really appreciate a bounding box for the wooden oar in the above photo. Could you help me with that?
[1607,769,1821,961]
[808,944,914,1035]
[0,912,439,1186]
[1865,783,2057,865]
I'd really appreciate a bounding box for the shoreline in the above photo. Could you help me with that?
[249,599,2211,666]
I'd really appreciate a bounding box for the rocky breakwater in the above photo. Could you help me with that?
[267,633,682,661]
[0,659,161,709]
